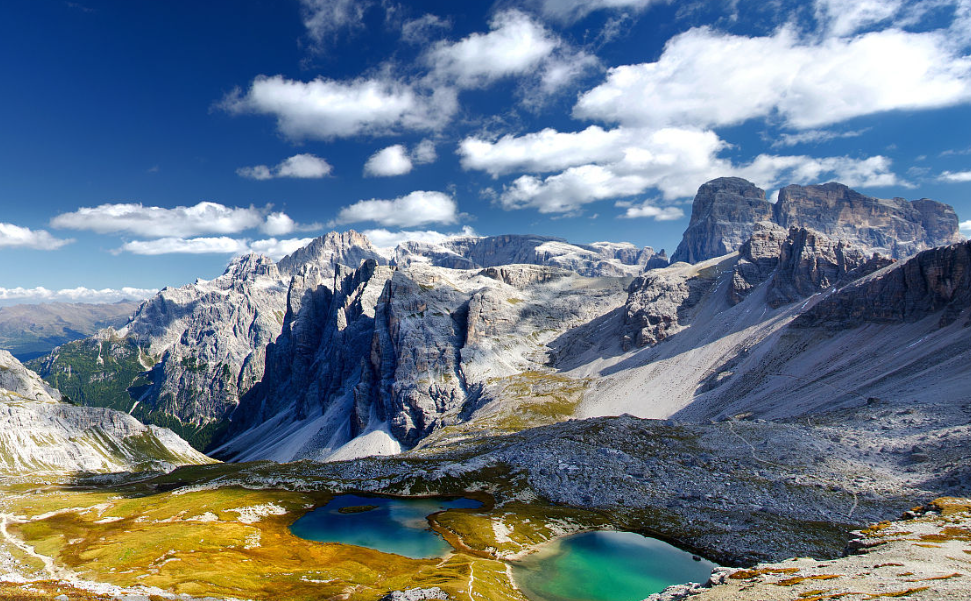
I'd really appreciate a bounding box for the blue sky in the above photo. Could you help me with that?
[1,0,971,304]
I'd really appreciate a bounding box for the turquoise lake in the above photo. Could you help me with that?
[288,494,482,559]
[512,531,717,601]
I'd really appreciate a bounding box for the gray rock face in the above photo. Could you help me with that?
[671,177,772,264]
[793,240,971,329]
[774,183,963,258]
[623,266,716,349]
[120,253,289,426]
[730,224,894,307]
[0,351,210,474]
[214,260,630,462]
[672,178,962,264]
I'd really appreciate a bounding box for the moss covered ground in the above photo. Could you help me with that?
[0,468,621,601]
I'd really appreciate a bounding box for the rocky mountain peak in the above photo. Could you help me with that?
[673,178,962,264]
[671,177,773,264]
[277,230,387,277]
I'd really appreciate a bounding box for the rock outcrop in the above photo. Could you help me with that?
[672,178,962,264]
[793,240,971,329]
[0,350,210,474]
[730,223,894,307]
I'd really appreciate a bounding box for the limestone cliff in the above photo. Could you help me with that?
[671,177,772,263]
[793,240,971,329]
[672,178,962,264]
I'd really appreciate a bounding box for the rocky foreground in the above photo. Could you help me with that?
[652,498,971,601]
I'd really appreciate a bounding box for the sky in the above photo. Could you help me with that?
[1,0,971,304]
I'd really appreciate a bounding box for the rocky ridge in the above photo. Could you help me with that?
[212,261,630,462]
[673,178,961,263]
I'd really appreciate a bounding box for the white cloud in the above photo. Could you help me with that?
[940,170,971,182]
[0,286,158,304]
[401,13,450,44]
[333,191,458,227]
[532,0,663,22]
[221,74,451,140]
[459,125,638,177]
[262,212,297,236]
[238,153,333,180]
[771,129,868,148]
[413,139,437,164]
[120,237,248,255]
[960,220,971,231]
[246,237,316,260]
[300,0,372,49]
[426,10,559,88]
[362,225,477,249]
[117,236,314,260]
[473,124,899,213]
[814,0,904,37]
[236,165,273,181]
[364,144,413,177]
[51,202,300,239]
[616,201,684,220]
[0,223,72,250]
[574,26,971,131]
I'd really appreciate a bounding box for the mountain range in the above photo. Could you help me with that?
[25,178,966,464]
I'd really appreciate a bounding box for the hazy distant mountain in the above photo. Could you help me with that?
[0,300,140,361]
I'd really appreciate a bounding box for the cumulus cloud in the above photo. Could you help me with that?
[119,237,248,255]
[333,191,458,227]
[246,237,316,260]
[262,212,297,236]
[238,153,333,180]
[531,0,663,22]
[0,286,158,304]
[616,201,684,220]
[364,144,413,177]
[300,0,372,50]
[117,236,314,260]
[364,141,438,177]
[940,170,971,182]
[221,74,451,140]
[413,139,437,164]
[51,202,300,239]
[961,220,971,231]
[469,124,899,213]
[574,26,971,131]
[459,125,640,177]
[362,225,477,249]
[0,223,72,250]
[426,10,559,88]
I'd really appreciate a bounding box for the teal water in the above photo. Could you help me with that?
[513,531,717,601]
[289,494,482,559]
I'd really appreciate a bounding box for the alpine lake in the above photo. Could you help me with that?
[290,494,717,601]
